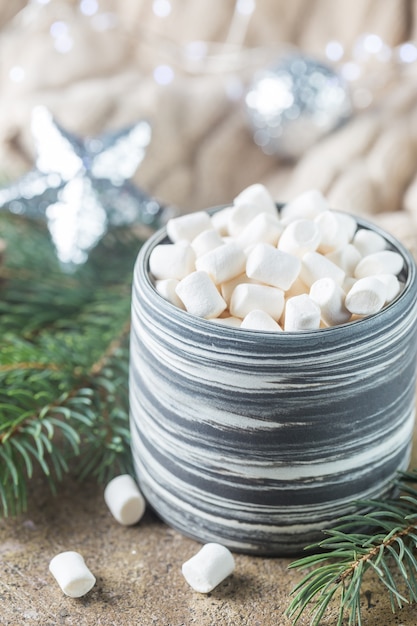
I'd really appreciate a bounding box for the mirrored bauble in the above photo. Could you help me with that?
[245,53,352,160]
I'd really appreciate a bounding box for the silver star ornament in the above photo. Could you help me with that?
[0,106,169,268]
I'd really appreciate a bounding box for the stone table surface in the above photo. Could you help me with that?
[2,431,417,626]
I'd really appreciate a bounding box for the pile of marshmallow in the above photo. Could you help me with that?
[149,186,404,332]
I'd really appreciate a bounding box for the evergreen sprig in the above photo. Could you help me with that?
[287,469,417,626]
[0,214,141,516]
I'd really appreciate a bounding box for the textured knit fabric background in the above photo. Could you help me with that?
[0,0,416,250]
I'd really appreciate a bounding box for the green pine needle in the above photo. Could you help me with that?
[0,213,141,516]
[287,469,417,626]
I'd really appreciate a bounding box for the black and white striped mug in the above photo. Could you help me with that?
[129,209,417,555]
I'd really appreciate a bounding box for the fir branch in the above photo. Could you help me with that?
[0,213,141,516]
[287,469,417,626]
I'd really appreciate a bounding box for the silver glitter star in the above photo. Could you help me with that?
[0,106,169,268]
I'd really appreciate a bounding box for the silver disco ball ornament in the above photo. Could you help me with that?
[245,53,352,159]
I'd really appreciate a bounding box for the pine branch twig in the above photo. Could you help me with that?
[286,469,417,626]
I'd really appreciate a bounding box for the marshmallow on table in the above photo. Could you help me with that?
[155,279,185,309]
[49,551,96,598]
[277,219,321,257]
[149,242,195,280]
[353,228,387,256]
[309,277,351,326]
[300,251,345,287]
[195,241,246,284]
[191,229,224,257]
[246,243,301,291]
[182,543,235,593]
[237,212,283,249]
[230,283,285,321]
[326,244,362,276]
[284,294,321,331]
[166,211,212,243]
[176,271,227,319]
[104,474,146,526]
[354,250,404,279]
[241,309,282,331]
[280,189,329,223]
[345,276,387,315]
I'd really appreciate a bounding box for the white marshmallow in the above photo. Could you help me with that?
[211,207,233,236]
[345,276,387,315]
[233,183,277,215]
[241,309,282,331]
[191,229,224,257]
[277,219,321,257]
[237,212,283,249]
[334,212,358,243]
[49,551,96,598]
[284,294,321,331]
[354,250,404,278]
[220,273,257,304]
[309,278,351,326]
[167,211,212,243]
[182,543,235,593]
[175,271,227,319]
[326,244,362,276]
[353,228,387,256]
[315,210,351,253]
[285,276,309,299]
[104,474,146,526]
[280,189,329,223]
[195,242,246,284]
[374,273,402,303]
[149,242,195,280]
[300,251,345,287]
[155,279,185,309]
[246,243,301,291]
[230,283,285,321]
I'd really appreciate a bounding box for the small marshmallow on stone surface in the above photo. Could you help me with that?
[345,276,387,315]
[182,543,235,593]
[353,228,387,256]
[246,243,301,291]
[49,551,96,598]
[315,210,352,254]
[284,294,321,331]
[309,278,351,326]
[241,310,282,331]
[230,283,285,321]
[195,241,246,284]
[354,250,404,279]
[175,271,227,319]
[326,244,362,276]
[300,251,345,287]
[104,474,146,526]
[155,279,185,309]
[237,212,282,249]
[277,219,321,258]
[191,229,224,257]
[280,189,329,223]
[166,211,212,243]
[149,242,195,280]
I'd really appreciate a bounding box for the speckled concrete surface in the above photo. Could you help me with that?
[2,431,417,626]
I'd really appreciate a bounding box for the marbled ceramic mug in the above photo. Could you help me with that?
[129,209,417,555]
